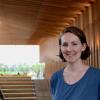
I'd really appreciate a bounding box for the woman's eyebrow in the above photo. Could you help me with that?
[63,40,80,43]
[71,40,81,43]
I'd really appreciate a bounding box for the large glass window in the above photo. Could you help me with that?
[0,45,45,79]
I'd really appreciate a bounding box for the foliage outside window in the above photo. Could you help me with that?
[0,63,45,79]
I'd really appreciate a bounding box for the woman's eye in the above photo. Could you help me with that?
[72,43,77,45]
[62,43,68,46]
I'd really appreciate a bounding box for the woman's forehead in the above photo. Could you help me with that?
[61,32,80,42]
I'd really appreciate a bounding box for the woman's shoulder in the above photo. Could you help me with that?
[90,66,100,71]
[50,67,64,84]
[51,67,64,79]
[89,66,100,76]
[50,68,64,92]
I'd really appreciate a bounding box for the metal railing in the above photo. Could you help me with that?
[0,89,5,100]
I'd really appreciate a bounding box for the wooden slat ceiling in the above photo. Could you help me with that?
[0,0,94,44]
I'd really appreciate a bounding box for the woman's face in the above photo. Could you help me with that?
[60,32,86,63]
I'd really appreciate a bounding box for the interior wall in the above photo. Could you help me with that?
[92,0,100,67]
[40,36,64,79]
[73,1,100,68]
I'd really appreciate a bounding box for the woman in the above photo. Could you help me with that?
[50,26,100,100]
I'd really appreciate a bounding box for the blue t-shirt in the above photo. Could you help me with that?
[50,66,100,100]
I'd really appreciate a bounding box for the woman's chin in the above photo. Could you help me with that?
[65,57,77,63]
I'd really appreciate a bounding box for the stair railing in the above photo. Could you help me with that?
[0,89,5,100]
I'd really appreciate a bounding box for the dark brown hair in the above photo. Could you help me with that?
[59,26,90,62]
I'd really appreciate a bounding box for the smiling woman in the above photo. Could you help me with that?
[50,26,100,100]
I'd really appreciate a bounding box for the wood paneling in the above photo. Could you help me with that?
[0,0,94,44]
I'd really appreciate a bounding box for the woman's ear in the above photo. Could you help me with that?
[82,43,87,51]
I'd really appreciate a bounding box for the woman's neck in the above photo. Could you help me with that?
[65,59,87,72]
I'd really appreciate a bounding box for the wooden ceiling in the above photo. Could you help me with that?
[0,0,94,44]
